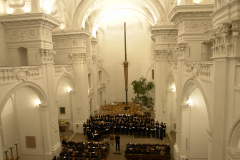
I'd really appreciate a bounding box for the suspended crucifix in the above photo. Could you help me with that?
[123,22,128,106]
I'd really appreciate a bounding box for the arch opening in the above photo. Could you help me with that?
[1,86,46,159]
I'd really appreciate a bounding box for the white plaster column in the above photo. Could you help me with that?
[53,30,91,133]
[39,104,52,160]
[40,49,62,155]
[71,53,90,131]
[0,127,3,160]
[150,25,177,123]
[154,51,168,122]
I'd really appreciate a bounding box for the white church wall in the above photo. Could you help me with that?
[0,23,9,66]
[15,87,44,159]
[1,96,19,159]
[57,78,73,130]
[101,18,153,103]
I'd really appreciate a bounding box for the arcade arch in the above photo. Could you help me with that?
[180,79,212,160]
[55,74,75,131]
[0,82,48,160]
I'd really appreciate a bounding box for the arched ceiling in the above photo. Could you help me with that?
[72,0,167,32]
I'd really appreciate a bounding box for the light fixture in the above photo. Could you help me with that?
[7,9,13,15]
[25,8,30,13]
[35,100,41,106]
[187,98,193,106]
[68,87,72,92]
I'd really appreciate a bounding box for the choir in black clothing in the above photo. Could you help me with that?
[83,113,166,140]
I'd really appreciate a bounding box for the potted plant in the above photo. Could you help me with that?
[131,76,154,109]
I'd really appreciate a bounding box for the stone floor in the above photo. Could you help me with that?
[70,133,174,160]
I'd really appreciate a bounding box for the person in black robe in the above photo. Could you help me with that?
[83,122,86,135]
[156,124,159,138]
[160,126,163,140]
[129,123,132,135]
[163,123,166,137]
[115,133,120,151]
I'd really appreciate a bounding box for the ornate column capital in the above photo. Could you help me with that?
[39,104,48,111]
[153,49,170,61]
[39,49,56,64]
[69,53,88,64]
[175,43,188,59]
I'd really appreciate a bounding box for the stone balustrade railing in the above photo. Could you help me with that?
[0,66,43,82]
[55,65,72,75]
[185,61,213,79]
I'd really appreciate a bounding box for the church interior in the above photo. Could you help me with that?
[0,0,240,160]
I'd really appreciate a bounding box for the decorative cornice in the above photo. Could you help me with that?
[0,13,61,29]
[169,4,214,24]
[153,49,170,61]
[211,0,240,27]
[39,49,56,64]
[69,53,88,64]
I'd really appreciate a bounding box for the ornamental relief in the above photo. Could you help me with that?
[7,28,41,41]
[53,38,86,49]
[184,21,212,33]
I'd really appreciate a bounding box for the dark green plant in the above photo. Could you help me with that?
[131,76,154,108]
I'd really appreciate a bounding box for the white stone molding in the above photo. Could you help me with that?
[0,66,42,83]
[88,87,94,97]
[206,22,240,58]
[211,0,240,27]
[39,104,48,111]
[52,118,58,132]
[150,25,178,51]
[91,37,98,45]
[1,13,60,44]
[69,53,88,64]
[206,129,212,140]
[175,43,188,59]
[226,147,240,160]
[3,0,29,9]
[98,83,106,92]
[39,49,56,64]
[153,49,170,61]
[169,4,213,42]
[54,65,72,75]
[185,62,212,79]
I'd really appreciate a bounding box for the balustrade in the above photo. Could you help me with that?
[0,66,42,82]
[185,62,213,79]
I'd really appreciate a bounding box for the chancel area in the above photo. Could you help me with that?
[0,0,240,160]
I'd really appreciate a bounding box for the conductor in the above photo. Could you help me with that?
[115,133,120,151]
